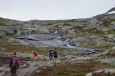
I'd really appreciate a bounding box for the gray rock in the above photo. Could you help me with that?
[105,7,115,14]
[107,34,115,39]
[7,38,17,43]
[90,18,99,26]
[96,41,107,47]
[101,27,110,32]
[111,21,115,25]
[86,73,92,76]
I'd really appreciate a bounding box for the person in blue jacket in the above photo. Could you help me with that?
[49,49,53,60]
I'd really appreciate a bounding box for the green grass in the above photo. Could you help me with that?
[108,19,115,24]
[68,19,76,23]
[86,28,105,35]
[0,23,7,26]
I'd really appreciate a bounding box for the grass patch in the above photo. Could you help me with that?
[0,23,8,26]
[86,28,105,35]
[0,37,46,54]
[101,19,115,26]
[68,19,76,23]
[108,19,115,24]
[107,30,115,34]
[33,60,111,76]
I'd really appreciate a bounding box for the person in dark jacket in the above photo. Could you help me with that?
[9,55,13,68]
[53,49,57,63]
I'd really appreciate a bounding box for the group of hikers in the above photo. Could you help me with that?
[9,48,57,76]
[49,48,58,63]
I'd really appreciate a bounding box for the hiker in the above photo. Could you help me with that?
[9,52,19,76]
[9,55,13,68]
[33,51,38,61]
[53,49,57,63]
[49,49,53,60]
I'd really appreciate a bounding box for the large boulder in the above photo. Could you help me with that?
[101,27,110,32]
[68,29,76,36]
[70,37,87,42]
[90,18,99,26]
[37,28,49,34]
[96,41,115,47]
[62,26,72,32]
[96,41,107,47]
[107,34,115,38]
[111,21,115,26]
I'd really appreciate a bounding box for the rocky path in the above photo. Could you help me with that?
[3,60,53,76]
[0,50,107,76]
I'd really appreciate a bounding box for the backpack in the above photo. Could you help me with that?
[49,50,53,54]
[35,54,37,56]
[12,57,19,68]
[35,53,37,56]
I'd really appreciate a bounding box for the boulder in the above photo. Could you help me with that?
[7,38,17,43]
[86,73,92,76]
[90,18,99,26]
[62,26,72,32]
[101,27,110,32]
[68,29,76,35]
[70,37,87,42]
[107,34,115,38]
[111,21,115,26]
[96,41,107,47]
[37,28,49,34]
[96,41,115,47]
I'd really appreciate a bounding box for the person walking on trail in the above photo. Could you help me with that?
[9,52,19,76]
[53,49,57,63]
[49,49,53,60]
[33,51,38,61]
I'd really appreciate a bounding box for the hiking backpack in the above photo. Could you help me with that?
[12,57,18,68]
[49,50,53,54]
[35,53,37,56]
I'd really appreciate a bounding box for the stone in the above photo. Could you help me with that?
[101,27,110,32]
[86,73,92,76]
[111,21,115,25]
[105,7,115,14]
[90,18,99,26]
[7,38,17,43]
[107,34,115,38]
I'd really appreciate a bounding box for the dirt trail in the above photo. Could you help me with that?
[4,67,37,76]
[3,60,49,76]
[0,53,55,76]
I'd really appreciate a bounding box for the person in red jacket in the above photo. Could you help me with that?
[33,51,38,61]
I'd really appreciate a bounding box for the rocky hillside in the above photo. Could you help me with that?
[0,7,115,49]
[1,7,115,76]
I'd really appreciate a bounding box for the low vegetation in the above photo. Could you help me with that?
[33,60,112,76]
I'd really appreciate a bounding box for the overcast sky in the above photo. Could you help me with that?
[0,0,115,21]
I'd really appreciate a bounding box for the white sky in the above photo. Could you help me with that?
[0,0,115,21]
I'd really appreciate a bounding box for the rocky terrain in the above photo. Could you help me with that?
[0,7,115,76]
